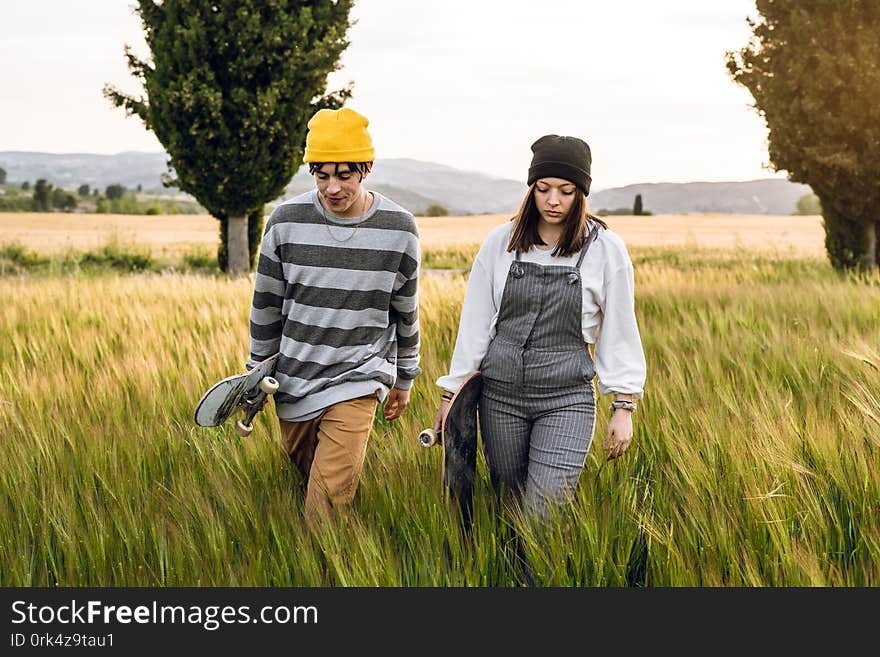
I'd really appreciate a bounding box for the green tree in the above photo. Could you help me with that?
[0,167,6,185]
[105,184,126,200]
[21,181,30,191]
[424,203,449,217]
[33,179,52,212]
[633,194,643,216]
[51,187,67,209]
[78,184,90,197]
[51,191,77,211]
[104,0,354,276]
[794,193,822,216]
[727,1,880,272]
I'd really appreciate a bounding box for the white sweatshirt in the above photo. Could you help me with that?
[436,221,646,397]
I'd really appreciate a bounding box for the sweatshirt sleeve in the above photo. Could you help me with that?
[594,257,647,398]
[436,250,496,394]
[390,231,422,390]
[247,220,285,370]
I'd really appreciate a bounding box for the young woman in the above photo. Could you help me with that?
[434,134,647,519]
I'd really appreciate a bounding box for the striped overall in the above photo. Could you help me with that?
[479,226,600,518]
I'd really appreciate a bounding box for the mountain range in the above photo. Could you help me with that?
[0,151,813,215]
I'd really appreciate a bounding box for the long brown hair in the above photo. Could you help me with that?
[507,184,608,257]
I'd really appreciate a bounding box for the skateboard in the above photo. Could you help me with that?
[419,371,482,527]
[194,353,281,437]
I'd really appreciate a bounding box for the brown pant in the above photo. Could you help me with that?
[279,395,378,525]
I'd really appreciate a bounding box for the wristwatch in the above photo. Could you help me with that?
[609,400,637,413]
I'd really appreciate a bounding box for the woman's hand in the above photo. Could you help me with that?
[604,409,634,460]
[432,398,451,435]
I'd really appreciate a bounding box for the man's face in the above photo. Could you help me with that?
[314,163,367,218]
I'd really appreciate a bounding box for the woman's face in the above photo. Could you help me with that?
[534,177,577,226]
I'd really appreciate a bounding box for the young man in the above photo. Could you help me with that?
[248,107,421,524]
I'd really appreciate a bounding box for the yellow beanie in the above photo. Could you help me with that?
[303,108,375,163]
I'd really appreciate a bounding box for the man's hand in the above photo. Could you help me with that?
[384,387,411,421]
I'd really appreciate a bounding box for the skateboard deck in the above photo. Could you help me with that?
[194,353,280,437]
[419,371,482,527]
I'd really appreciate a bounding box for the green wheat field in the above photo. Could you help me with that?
[1,243,879,586]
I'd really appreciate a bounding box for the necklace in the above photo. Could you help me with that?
[320,191,371,243]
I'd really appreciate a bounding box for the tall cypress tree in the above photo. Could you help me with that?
[726,0,880,272]
[105,0,353,276]
[33,179,52,212]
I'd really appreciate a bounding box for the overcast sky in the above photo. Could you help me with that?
[0,0,783,190]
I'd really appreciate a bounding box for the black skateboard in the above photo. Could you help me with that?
[419,371,482,527]
[193,353,280,437]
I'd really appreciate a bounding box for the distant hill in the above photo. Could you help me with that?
[281,158,526,215]
[590,180,813,215]
[0,151,171,192]
[0,151,813,215]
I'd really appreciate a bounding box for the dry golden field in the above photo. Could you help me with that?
[0,211,826,256]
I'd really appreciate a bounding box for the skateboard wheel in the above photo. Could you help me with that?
[259,377,279,394]
[418,428,438,448]
[235,420,254,437]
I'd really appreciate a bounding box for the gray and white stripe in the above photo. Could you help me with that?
[248,190,421,421]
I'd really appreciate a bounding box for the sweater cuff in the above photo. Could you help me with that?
[435,373,464,394]
[394,376,414,391]
[601,386,644,400]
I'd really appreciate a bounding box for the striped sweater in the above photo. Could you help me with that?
[247,189,421,421]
